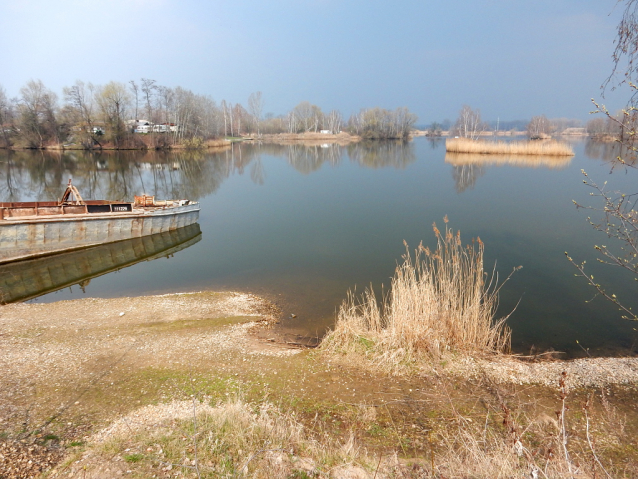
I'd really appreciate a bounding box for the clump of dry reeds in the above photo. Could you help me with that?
[446,138,574,156]
[323,218,515,369]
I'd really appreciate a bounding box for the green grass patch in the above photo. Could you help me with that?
[124,453,144,463]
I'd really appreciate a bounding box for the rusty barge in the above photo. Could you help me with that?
[0,181,200,264]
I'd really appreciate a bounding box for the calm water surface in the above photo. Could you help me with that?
[0,139,636,357]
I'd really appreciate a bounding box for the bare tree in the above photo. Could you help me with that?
[157,85,174,126]
[96,82,131,148]
[141,78,157,122]
[347,107,416,139]
[18,79,60,148]
[293,101,315,132]
[220,100,228,137]
[326,110,342,134]
[527,115,553,139]
[0,86,15,147]
[566,0,638,321]
[248,91,263,136]
[129,80,139,122]
[63,80,99,148]
[605,0,638,105]
[454,105,485,140]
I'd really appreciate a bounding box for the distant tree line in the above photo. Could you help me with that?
[0,79,417,149]
[433,106,584,140]
[585,115,624,139]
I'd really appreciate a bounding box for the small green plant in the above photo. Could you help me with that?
[357,335,374,351]
[367,423,385,437]
[289,470,314,478]
[43,433,59,441]
[124,452,144,463]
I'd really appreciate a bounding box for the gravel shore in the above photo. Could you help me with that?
[1,290,637,477]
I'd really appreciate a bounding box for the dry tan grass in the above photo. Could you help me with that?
[446,138,574,156]
[66,398,374,478]
[323,218,515,372]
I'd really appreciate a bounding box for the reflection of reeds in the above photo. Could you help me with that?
[446,138,574,156]
[323,220,513,371]
[445,152,572,169]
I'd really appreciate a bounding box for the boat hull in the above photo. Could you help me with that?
[0,203,200,264]
[0,223,202,304]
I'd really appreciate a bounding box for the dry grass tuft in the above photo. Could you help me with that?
[446,138,574,156]
[323,218,515,371]
[85,398,372,478]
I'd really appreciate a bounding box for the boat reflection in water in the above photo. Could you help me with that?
[0,223,201,304]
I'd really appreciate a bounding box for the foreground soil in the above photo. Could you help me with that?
[1,292,637,478]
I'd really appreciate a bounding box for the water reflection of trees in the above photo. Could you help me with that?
[452,164,485,193]
[236,142,345,175]
[584,139,638,165]
[285,144,343,174]
[0,141,420,201]
[347,140,416,169]
[0,149,247,202]
[245,141,415,172]
[426,138,445,150]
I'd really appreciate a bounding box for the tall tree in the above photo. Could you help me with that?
[248,91,263,136]
[0,86,15,146]
[293,101,315,132]
[18,79,60,148]
[63,80,99,147]
[326,110,342,134]
[129,80,140,122]
[454,105,485,140]
[526,115,553,139]
[140,78,157,122]
[96,82,131,148]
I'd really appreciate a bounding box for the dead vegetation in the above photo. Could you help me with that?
[0,289,636,477]
[322,218,516,373]
[446,137,574,156]
[48,370,638,478]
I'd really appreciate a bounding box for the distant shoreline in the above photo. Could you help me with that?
[0,132,363,151]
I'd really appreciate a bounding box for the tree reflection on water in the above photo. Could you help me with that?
[0,141,420,203]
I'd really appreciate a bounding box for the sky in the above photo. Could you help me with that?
[0,0,630,124]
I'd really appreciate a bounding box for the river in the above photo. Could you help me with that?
[0,138,636,357]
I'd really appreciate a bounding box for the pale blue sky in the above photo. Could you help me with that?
[0,0,628,123]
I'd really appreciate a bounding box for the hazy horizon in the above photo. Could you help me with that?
[0,0,630,124]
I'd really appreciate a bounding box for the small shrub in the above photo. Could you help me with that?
[124,453,144,463]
